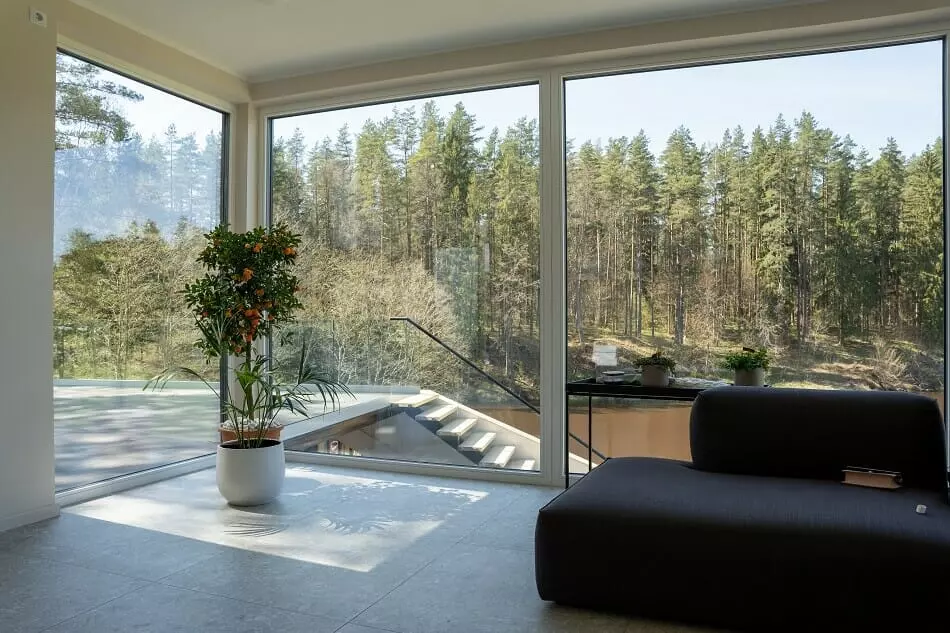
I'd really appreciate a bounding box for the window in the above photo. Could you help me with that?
[565,40,946,471]
[54,52,227,490]
[269,85,542,471]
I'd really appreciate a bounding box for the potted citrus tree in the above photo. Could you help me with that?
[147,223,349,506]
[635,351,675,387]
[723,347,770,386]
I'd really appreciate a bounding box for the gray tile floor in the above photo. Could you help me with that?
[0,464,716,633]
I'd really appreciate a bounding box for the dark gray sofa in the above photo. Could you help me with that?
[536,387,950,632]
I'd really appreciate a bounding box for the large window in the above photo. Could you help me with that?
[54,52,227,490]
[269,85,542,471]
[565,40,945,471]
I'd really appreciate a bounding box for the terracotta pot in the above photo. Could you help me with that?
[640,365,671,387]
[219,426,282,444]
[734,367,766,386]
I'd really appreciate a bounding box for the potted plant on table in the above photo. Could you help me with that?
[634,351,676,387]
[723,347,770,386]
[146,223,350,506]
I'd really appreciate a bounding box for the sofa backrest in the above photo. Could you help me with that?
[690,387,947,490]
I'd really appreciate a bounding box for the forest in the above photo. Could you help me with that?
[53,53,945,402]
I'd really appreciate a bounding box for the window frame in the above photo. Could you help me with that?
[258,23,950,488]
[52,47,234,502]
[262,77,551,485]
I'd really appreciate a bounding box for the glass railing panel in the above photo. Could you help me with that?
[281,319,541,472]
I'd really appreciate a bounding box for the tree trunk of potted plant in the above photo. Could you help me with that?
[734,367,766,386]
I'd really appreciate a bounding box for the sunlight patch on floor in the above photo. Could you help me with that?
[66,466,491,572]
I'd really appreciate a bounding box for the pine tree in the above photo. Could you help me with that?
[409,102,443,272]
[900,139,944,343]
[625,131,659,337]
[439,103,480,248]
[659,126,705,345]
[55,53,142,149]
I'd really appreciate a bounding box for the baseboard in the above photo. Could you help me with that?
[0,503,60,532]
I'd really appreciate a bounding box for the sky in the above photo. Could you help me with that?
[106,74,225,144]
[112,39,944,159]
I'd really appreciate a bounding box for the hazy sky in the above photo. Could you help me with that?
[116,39,944,159]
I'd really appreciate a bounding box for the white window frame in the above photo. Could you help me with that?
[57,39,238,216]
[52,45,236,506]
[258,22,950,488]
[259,75,554,486]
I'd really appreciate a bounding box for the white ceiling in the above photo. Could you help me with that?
[72,0,802,81]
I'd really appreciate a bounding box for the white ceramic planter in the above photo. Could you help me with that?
[216,439,285,506]
[641,365,671,387]
[734,367,766,386]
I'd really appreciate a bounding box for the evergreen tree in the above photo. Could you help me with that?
[55,53,142,149]
[659,126,705,345]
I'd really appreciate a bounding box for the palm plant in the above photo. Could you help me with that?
[146,223,350,448]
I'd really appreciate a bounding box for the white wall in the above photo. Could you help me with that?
[57,1,248,106]
[0,0,60,530]
[0,0,247,531]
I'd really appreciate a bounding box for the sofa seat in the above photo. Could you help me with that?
[536,457,950,632]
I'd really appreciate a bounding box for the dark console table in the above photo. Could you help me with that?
[565,379,707,488]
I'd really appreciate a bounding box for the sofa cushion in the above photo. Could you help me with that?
[540,457,950,571]
[536,457,950,630]
[690,387,947,490]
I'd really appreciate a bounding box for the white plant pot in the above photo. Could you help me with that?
[216,439,285,506]
[640,365,671,387]
[734,367,766,387]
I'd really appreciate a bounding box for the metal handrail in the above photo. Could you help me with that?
[390,317,539,413]
[390,316,607,462]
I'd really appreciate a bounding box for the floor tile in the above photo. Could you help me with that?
[355,543,635,633]
[461,486,561,552]
[11,513,226,581]
[45,582,343,633]
[160,539,441,623]
[0,552,147,633]
[7,464,694,633]
[67,465,522,556]
[336,624,404,633]
[0,524,39,552]
[624,620,723,632]
[66,468,312,548]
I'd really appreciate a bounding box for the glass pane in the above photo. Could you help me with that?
[565,41,945,470]
[270,85,542,471]
[54,53,226,491]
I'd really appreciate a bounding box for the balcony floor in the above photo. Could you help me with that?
[53,382,390,491]
[1,463,715,633]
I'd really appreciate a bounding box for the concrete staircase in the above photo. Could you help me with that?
[392,390,538,470]
[285,386,589,472]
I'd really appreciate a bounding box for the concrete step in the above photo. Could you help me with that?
[416,404,457,422]
[392,391,439,408]
[479,445,516,468]
[436,417,477,443]
[506,458,536,471]
[459,431,496,455]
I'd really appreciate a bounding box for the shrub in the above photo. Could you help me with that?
[634,351,676,371]
[723,348,770,371]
